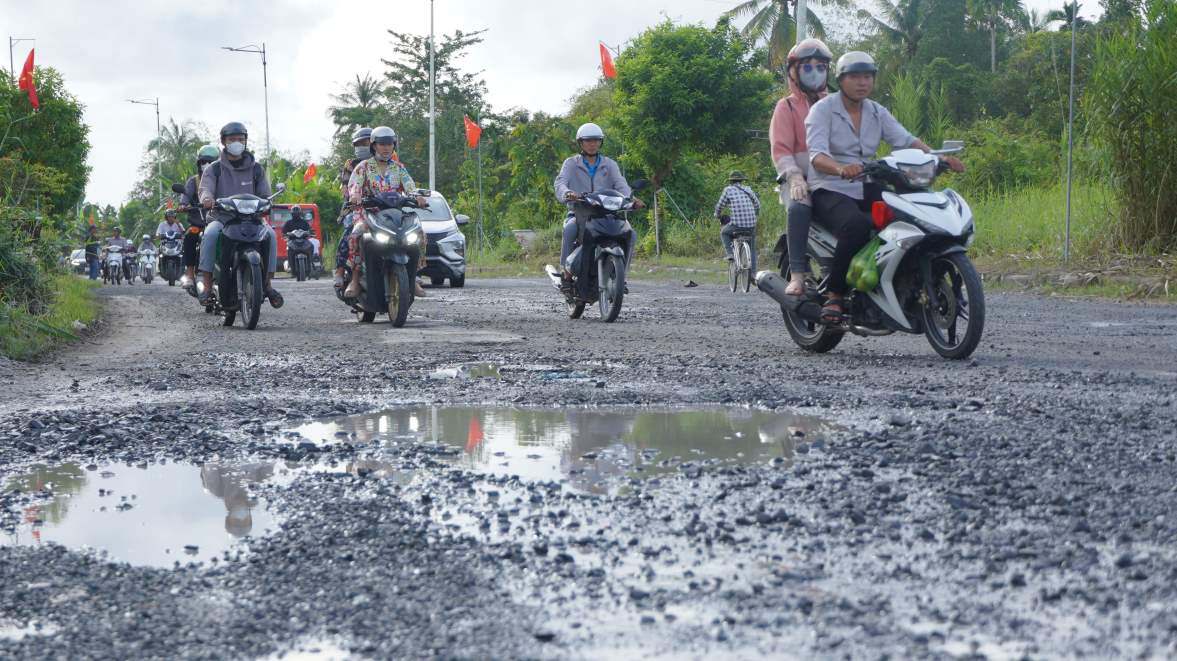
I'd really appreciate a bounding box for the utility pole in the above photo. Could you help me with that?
[8,37,34,83]
[1063,2,1078,262]
[222,44,271,170]
[429,0,436,190]
[797,0,808,42]
[127,97,163,211]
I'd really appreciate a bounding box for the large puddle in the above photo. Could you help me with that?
[292,405,837,494]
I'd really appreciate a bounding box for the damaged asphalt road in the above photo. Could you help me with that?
[1,276,1175,659]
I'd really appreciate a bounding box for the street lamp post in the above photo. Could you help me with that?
[222,43,270,169]
[428,0,436,191]
[127,97,163,210]
[8,37,34,83]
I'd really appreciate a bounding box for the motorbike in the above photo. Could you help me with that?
[544,180,645,323]
[158,229,183,286]
[756,141,985,360]
[123,247,138,284]
[194,183,286,330]
[336,192,423,327]
[138,247,157,284]
[285,227,315,282]
[103,245,125,285]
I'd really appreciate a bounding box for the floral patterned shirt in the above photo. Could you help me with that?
[347,157,416,204]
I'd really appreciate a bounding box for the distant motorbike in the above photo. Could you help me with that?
[544,180,645,323]
[103,245,126,285]
[158,229,183,286]
[138,247,157,284]
[336,192,422,327]
[757,142,985,360]
[194,184,286,330]
[285,227,314,282]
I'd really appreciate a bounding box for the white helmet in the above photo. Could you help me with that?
[575,123,605,143]
[370,126,398,150]
[142,234,150,240]
[835,51,878,79]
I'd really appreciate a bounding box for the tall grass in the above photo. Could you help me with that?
[1,275,98,361]
[969,181,1115,258]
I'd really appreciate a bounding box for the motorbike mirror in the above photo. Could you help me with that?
[455,214,470,225]
[931,140,964,155]
[630,179,649,192]
[171,183,186,195]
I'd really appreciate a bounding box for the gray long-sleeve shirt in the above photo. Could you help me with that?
[805,92,916,200]
[198,151,271,207]
[554,155,631,208]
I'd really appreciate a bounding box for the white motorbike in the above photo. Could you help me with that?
[104,245,126,285]
[138,248,157,284]
[757,142,984,360]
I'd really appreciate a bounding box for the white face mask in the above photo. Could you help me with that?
[800,69,827,92]
[225,142,246,157]
[354,146,371,160]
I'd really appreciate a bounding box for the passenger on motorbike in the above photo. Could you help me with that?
[770,38,833,296]
[335,127,371,288]
[197,122,282,310]
[180,144,220,288]
[344,126,429,299]
[553,123,643,293]
[805,51,964,323]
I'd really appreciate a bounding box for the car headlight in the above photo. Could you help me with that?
[898,161,937,189]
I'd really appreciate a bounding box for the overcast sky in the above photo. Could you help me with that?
[3,0,1098,207]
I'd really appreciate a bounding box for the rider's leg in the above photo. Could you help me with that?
[334,234,350,287]
[559,215,577,274]
[198,220,224,303]
[720,223,736,260]
[785,201,813,295]
[182,229,200,284]
[811,190,872,299]
[263,226,283,308]
[343,221,367,298]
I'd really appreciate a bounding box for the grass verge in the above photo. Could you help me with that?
[1,274,100,361]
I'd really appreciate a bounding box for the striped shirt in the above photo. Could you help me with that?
[713,184,761,228]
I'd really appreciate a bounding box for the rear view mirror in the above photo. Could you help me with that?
[274,183,287,194]
[630,179,649,192]
[942,140,964,150]
[171,183,185,195]
[455,214,470,225]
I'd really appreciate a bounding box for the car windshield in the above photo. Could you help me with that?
[416,197,452,222]
[70,249,85,260]
[271,207,314,227]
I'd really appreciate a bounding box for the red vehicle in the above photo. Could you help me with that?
[270,203,323,273]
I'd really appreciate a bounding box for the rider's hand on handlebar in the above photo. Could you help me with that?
[415,195,428,208]
[941,156,966,173]
[564,191,581,202]
[202,199,214,210]
[838,163,864,180]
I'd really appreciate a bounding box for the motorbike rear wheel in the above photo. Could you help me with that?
[922,252,985,360]
[740,240,753,293]
[780,248,844,353]
[387,263,412,327]
[598,254,625,323]
[239,258,263,330]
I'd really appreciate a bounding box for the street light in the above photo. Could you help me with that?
[8,36,34,83]
[222,43,270,170]
[428,0,436,191]
[127,97,163,210]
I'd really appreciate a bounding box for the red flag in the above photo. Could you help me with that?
[599,43,616,80]
[303,163,317,183]
[165,198,174,210]
[463,115,481,149]
[465,416,484,453]
[88,209,96,226]
[17,49,39,111]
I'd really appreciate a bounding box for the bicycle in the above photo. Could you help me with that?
[727,229,755,293]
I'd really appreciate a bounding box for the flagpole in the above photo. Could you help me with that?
[9,37,34,84]
[477,135,484,256]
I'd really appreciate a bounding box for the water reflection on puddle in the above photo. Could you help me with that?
[293,406,837,494]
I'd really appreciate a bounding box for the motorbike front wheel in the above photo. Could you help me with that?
[387,262,412,327]
[598,254,625,323]
[922,252,985,360]
[238,258,263,330]
[295,255,308,282]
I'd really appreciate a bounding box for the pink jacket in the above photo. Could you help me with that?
[769,74,828,198]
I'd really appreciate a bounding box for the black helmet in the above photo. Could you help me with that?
[164,209,177,219]
[220,121,248,140]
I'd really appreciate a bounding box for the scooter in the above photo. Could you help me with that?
[195,184,287,330]
[544,181,645,323]
[757,141,985,360]
[104,246,125,285]
[285,228,314,282]
[138,247,157,284]
[336,192,422,327]
[158,229,183,286]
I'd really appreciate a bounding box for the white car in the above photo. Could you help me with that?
[415,190,471,288]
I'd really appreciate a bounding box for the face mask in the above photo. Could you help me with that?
[375,151,392,163]
[225,142,246,157]
[800,68,827,92]
[199,163,209,173]
[354,146,371,160]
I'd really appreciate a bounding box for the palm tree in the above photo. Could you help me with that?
[1021,8,1055,32]
[723,0,828,69]
[327,73,386,137]
[1046,2,1089,29]
[148,119,207,172]
[968,0,1027,71]
[863,0,926,59]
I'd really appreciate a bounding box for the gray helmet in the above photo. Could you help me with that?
[351,127,372,145]
[370,126,398,150]
[576,122,605,143]
[220,121,248,140]
[835,52,878,79]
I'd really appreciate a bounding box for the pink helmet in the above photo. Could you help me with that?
[787,38,833,66]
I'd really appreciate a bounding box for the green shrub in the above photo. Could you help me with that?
[950,118,1060,196]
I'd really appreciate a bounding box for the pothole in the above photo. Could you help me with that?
[289,405,839,494]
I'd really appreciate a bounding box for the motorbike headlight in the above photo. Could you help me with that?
[374,232,391,244]
[897,161,937,189]
[405,230,419,244]
[233,199,260,215]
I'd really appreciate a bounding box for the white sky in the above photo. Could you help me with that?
[2,0,1099,207]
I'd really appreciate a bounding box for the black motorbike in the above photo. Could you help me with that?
[336,192,422,327]
[285,228,315,282]
[544,181,645,323]
[195,184,286,329]
[158,229,183,286]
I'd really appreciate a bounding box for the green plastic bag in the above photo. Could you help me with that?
[847,237,881,292]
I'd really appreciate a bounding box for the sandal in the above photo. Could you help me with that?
[265,288,284,309]
[820,299,846,324]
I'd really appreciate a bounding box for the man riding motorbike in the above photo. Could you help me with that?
[179,144,219,288]
[101,227,131,282]
[805,51,964,323]
[156,209,184,239]
[197,122,283,309]
[770,38,833,296]
[137,233,156,254]
[335,127,371,288]
[553,122,643,294]
[343,125,429,299]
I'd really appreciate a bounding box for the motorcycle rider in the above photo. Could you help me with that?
[137,233,156,254]
[179,144,220,288]
[770,38,833,296]
[156,208,184,239]
[344,125,429,299]
[101,227,131,283]
[805,51,964,323]
[335,127,371,288]
[197,122,283,309]
[553,123,643,294]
